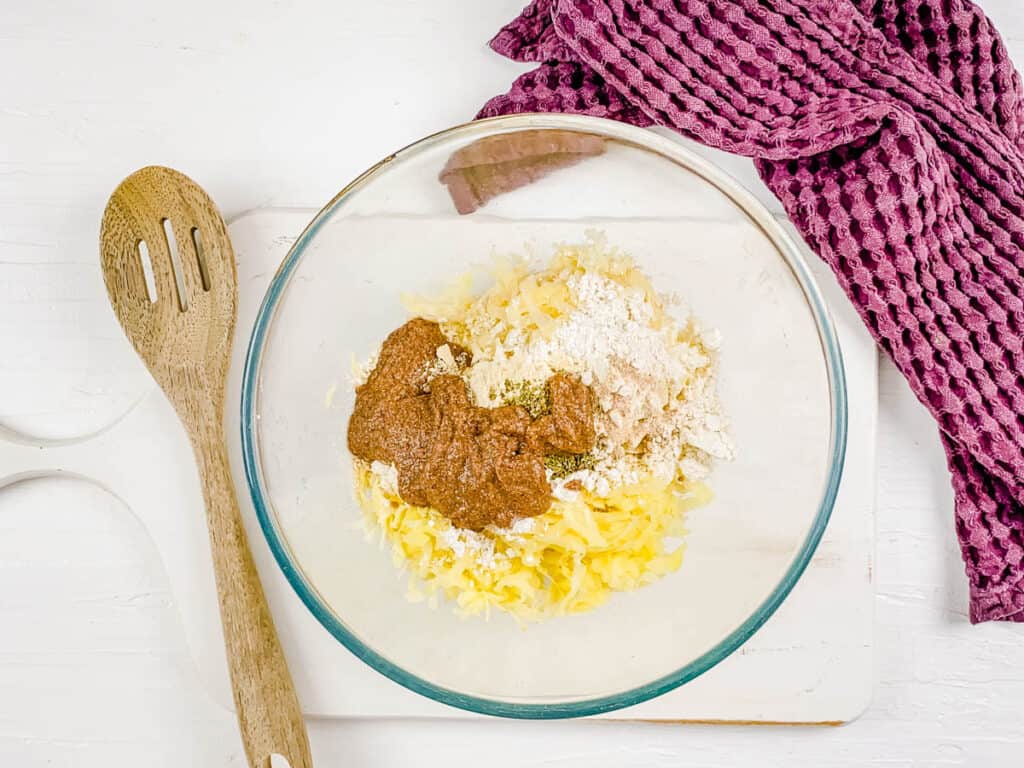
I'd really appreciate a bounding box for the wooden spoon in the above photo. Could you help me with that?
[99,166,312,768]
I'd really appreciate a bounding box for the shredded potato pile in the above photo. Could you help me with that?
[355,462,712,621]
[351,237,722,621]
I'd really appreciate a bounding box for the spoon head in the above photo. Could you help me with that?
[100,166,237,409]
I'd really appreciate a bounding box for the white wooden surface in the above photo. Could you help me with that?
[1,1,1023,765]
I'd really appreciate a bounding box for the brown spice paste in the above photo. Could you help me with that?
[347,318,596,530]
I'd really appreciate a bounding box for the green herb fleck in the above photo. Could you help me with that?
[544,453,597,479]
[499,378,550,418]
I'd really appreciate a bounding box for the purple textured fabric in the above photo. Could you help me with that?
[479,0,1024,622]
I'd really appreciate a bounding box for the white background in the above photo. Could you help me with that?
[2,1,1023,765]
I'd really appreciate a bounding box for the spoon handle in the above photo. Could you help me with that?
[194,434,312,768]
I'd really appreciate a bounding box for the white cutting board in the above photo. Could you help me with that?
[0,208,875,723]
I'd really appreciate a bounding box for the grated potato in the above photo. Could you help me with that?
[354,461,712,622]
[358,235,727,621]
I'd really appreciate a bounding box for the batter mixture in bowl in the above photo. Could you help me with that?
[347,236,733,621]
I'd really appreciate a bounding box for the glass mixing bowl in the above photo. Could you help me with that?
[241,114,847,718]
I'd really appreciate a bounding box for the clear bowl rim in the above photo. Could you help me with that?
[240,113,848,719]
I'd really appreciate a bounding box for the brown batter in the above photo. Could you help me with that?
[347,318,596,530]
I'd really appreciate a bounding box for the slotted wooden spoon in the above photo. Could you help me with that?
[99,166,312,768]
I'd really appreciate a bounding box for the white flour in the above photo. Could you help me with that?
[439,526,502,569]
[370,460,399,495]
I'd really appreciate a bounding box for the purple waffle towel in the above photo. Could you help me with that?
[479,0,1024,623]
